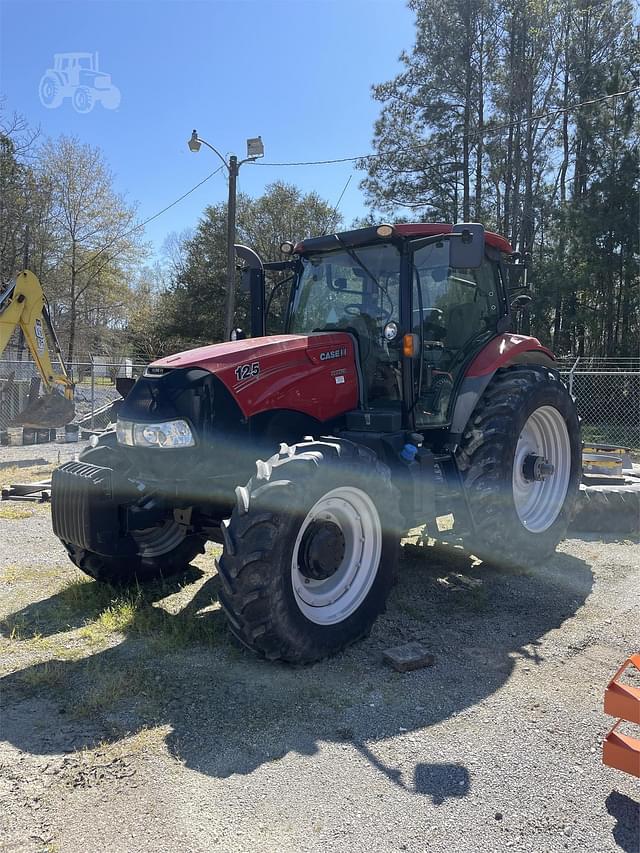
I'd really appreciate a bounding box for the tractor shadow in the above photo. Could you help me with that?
[1,542,593,794]
[0,566,205,640]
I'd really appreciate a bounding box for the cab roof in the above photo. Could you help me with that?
[394,223,512,254]
[294,223,512,256]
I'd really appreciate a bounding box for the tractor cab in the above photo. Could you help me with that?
[288,239,403,409]
[245,222,512,432]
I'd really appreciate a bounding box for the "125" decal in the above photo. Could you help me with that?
[235,361,260,382]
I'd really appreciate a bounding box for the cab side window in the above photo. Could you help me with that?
[412,244,500,426]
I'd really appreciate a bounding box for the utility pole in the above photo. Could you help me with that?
[225,155,238,340]
[187,132,264,340]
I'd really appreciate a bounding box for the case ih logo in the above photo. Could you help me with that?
[320,347,347,361]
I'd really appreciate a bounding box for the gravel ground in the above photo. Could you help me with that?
[0,440,86,471]
[0,443,639,853]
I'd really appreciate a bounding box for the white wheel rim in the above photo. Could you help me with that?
[291,486,382,626]
[512,405,571,533]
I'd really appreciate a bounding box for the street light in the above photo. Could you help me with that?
[187,129,264,338]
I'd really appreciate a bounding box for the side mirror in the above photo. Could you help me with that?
[450,223,485,269]
[230,328,246,341]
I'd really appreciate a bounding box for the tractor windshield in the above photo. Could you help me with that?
[289,243,402,405]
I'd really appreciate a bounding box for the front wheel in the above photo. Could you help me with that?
[72,86,94,113]
[456,365,581,567]
[217,438,402,663]
[63,526,206,585]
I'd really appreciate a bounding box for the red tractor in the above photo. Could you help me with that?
[51,223,581,662]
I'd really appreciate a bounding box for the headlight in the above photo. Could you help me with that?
[116,419,195,448]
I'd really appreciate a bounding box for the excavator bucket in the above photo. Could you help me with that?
[8,392,76,429]
[603,654,640,778]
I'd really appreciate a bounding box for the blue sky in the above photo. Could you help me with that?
[0,0,414,259]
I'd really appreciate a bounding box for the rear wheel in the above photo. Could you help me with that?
[39,73,62,108]
[456,365,581,566]
[217,438,402,663]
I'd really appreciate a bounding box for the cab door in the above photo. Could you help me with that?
[411,242,502,427]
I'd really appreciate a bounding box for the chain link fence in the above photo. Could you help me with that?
[0,356,147,435]
[558,358,640,450]
[2,354,639,450]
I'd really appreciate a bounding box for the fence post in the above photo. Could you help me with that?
[568,357,579,397]
[90,358,95,430]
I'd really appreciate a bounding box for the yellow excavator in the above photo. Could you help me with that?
[0,270,75,428]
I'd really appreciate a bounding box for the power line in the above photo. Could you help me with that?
[75,166,224,275]
[254,86,640,168]
[136,166,224,230]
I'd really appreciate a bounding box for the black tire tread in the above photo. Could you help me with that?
[63,535,206,584]
[456,364,581,567]
[217,437,402,663]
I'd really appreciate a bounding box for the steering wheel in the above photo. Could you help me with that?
[344,303,393,322]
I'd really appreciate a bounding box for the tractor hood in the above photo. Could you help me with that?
[148,332,359,421]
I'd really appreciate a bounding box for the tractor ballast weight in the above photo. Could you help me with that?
[51,222,581,662]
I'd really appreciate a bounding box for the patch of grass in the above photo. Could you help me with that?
[18,659,67,689]
[52,576,124,630]
[0,505,33,520]
[57,575,116,609]
[66,577,223,650]
[0,564,65,584]
[131,601,224,650]
[86,725,171,759]
[0,461,55,486]
[96,598,138,632]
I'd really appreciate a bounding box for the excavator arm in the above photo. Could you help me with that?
[0,270,75,427]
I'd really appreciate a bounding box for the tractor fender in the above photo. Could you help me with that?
[450,334,556,440]
[249,407,324,447]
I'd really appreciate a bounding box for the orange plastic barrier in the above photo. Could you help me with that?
[603,654,640,778]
